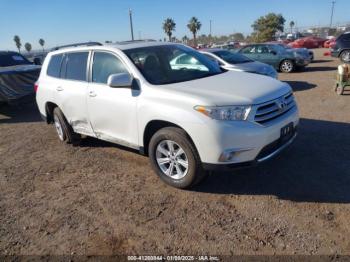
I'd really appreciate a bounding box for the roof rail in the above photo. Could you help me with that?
[51,42,103,51]
[115,39,157,45]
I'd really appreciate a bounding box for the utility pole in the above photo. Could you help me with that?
[330,0,336,28]
[129,9,134,41]
[209,20,212,44]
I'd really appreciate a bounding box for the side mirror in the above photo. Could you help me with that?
[33,57,42,65]
[270,50,277,55]
[107,73,133,88]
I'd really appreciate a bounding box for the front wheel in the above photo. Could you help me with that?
[340,50,350,63]
[148,127,206,189]
[280,60,295,73]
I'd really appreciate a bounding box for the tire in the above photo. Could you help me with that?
[148,127,206,189]
[279,59,295,73]
[53,107,81,145]
[340,50,350,63]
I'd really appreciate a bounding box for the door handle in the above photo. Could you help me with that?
[89,91,97,97]
[56,86,64,91]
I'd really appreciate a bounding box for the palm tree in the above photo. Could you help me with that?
[187,17,202,46]
[290,21,295,33]
[39,38,45,52]
[24,43,32,53]
[13,35,22,53]
[162,18,176,42]
[182,35,188,44]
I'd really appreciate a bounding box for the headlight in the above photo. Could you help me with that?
[194,105,251,121]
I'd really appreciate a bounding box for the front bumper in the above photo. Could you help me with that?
[202,131,297,171]
[185,105,299,165]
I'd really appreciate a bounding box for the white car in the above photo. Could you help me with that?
[200,49,278,79]
[36,41,299,189]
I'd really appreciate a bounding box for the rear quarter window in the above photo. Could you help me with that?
[47,54,63,78]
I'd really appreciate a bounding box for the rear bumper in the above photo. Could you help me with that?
[202,131,297,171]
[330,49,340,58]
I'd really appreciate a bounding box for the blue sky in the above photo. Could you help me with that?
[1,0,349,51]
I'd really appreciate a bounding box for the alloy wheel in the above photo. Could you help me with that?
[156,140,189,180]
[281,61,293,73]
[341,51,350,63]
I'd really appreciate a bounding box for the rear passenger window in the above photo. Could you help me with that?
[64,52,89,81]
[47,54,63,77]
[92,52,128,84]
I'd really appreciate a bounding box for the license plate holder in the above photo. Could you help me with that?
[280,122,294,142]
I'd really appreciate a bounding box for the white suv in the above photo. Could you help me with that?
[36,41,299,188]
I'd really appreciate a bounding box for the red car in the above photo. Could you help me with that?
[324,38,336,48]
[289,36,327,49]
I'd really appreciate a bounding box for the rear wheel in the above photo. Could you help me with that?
[340,50,350,63]
[148,127,206,189]
[280,60,294,73]
[53,107,81,145]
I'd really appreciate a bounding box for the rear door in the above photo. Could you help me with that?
[54,51,94,136]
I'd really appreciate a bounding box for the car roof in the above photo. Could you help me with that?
[49,41,182,56]
[200,48,227,53]
[0,51,21,55]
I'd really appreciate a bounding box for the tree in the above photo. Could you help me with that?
[251,13,286,42]
[231,33,245,41]
[187,17,202,46]
[39,38,45,52]
[24,42,32,53]
[289,21,295,33]
[182,35,189,43]
[13,35,22,53]
[162,18,176,42]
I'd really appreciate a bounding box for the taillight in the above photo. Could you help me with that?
[34,82,39,92]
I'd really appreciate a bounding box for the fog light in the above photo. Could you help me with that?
[218,148,254,162]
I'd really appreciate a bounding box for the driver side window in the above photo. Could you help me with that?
[92,52,128,84]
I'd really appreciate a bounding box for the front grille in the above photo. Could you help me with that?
[254,93,296,125]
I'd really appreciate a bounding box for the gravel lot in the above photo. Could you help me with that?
[1,49,350,256]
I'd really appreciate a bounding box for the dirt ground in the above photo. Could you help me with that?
[1,49,350,257]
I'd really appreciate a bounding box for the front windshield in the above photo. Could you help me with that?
[0,53,32,67]
[123,45,222,85]
[213,50,252,64]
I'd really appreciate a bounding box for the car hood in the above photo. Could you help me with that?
[0,64,41,74]
[160,71,291,106]
[226,61,274,75]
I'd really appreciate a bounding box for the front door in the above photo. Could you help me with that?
[87,51,139,148]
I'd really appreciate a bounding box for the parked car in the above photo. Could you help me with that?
[331,32,350,63]
[36,41,299,189]
[324,38,336,48]
[237,43,310,73]
[0,51,41,103]
[200,49,278,79]
[289,36,327,49]
[267,42,314,61]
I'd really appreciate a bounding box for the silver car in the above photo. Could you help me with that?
[200,49,278,79]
